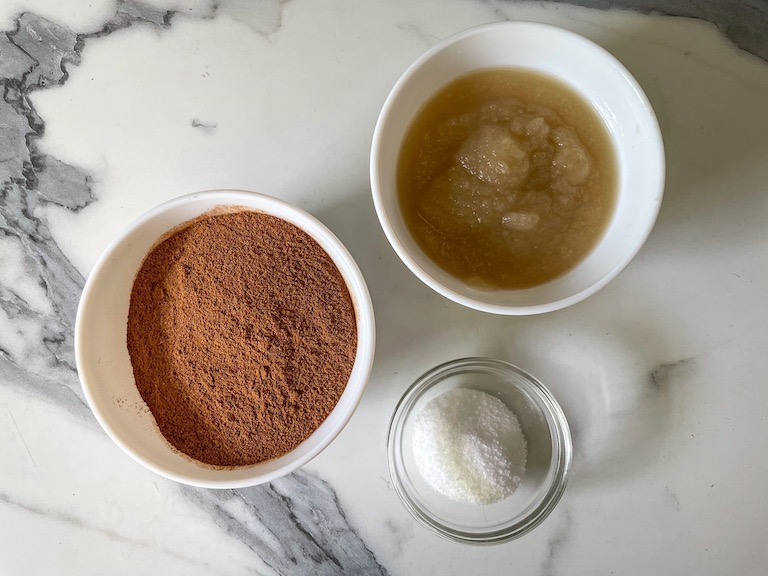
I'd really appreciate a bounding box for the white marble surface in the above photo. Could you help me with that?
[1,1,768,574]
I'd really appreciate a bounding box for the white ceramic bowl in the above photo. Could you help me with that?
[75,190,376,488]
[371,22,665,315]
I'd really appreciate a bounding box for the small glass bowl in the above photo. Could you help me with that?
[387,357,572,544]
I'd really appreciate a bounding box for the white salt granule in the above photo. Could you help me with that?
[412,388,527,505]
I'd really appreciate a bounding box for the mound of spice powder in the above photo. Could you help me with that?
[126,209,357,467]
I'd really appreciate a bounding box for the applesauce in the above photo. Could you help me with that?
[397,68,617,289]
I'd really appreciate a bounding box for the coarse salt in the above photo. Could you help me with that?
[412,388,527,505]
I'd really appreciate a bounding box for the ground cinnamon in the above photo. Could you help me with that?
[126,209,357,467]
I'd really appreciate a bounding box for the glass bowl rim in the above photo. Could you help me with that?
[386,356,573,544]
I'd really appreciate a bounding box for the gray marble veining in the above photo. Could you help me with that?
[183,473,387,576]
[547,0,768,61]
[0,12,90,413]
[540,508,572,576]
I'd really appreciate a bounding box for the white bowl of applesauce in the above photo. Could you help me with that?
[371,22,664,315]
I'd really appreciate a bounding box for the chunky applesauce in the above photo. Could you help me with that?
[398,68,617,289]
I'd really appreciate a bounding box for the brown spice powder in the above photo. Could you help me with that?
[126,209,357,467]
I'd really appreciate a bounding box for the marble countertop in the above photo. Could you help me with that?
[2,1,767,574]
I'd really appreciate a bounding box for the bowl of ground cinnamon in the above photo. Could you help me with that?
[75,190,375,488]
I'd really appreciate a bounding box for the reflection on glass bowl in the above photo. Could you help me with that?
[387,357,572,544]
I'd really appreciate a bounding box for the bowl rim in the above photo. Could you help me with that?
[370,21,666,315]
[386,357,573,543]
[75,189,376,488]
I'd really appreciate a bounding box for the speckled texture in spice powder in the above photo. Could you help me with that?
[126,210,357,467]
